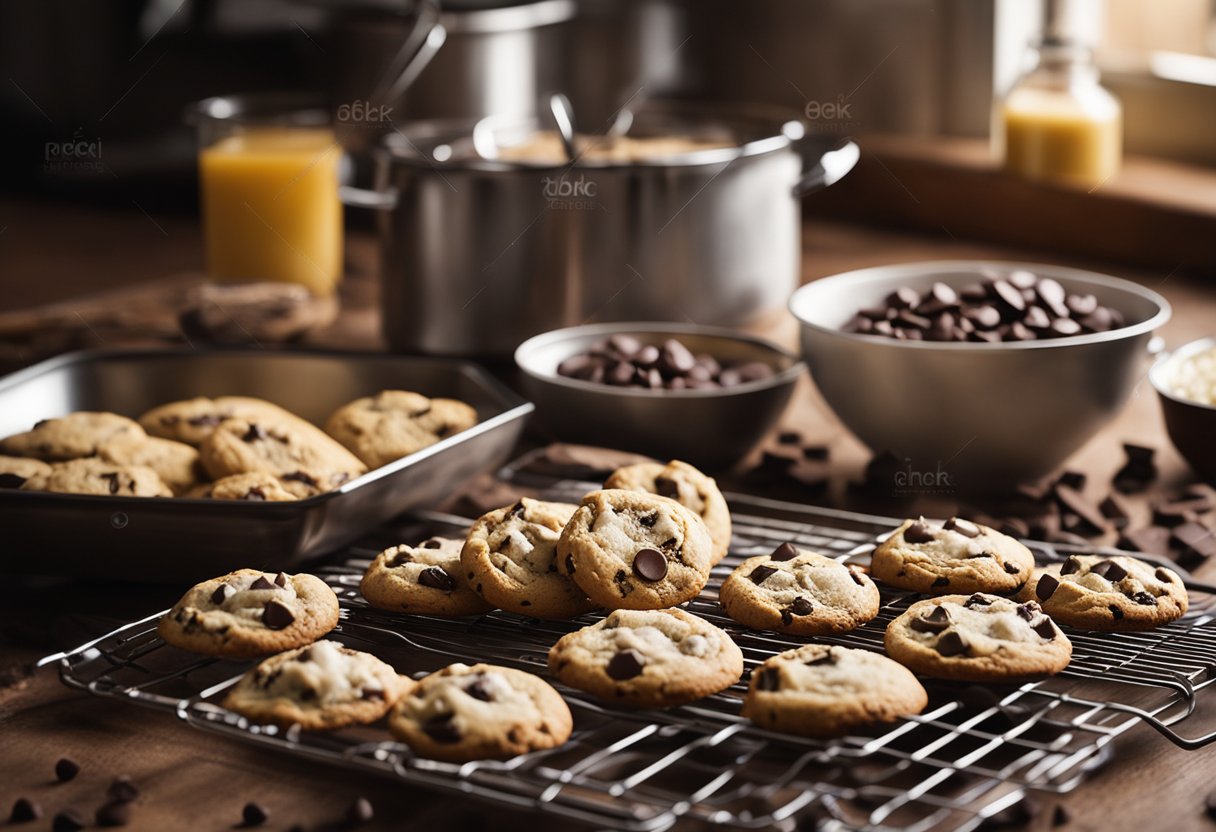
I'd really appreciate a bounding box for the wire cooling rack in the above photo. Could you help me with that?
[58,463,1216,832]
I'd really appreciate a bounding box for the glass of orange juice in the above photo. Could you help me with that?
[193,95,343,296]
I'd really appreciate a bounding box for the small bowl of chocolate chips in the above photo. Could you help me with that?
[789,261,1171,485]
[515,323,804,467]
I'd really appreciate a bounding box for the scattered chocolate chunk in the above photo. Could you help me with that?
[242,423,268,443]
[1099,492,1134,529]
[1130,591,1157,606]
[903,520,936,544]
[944,517,981,538]
[1018,477,1056,502]
[1051,804,1070,827]
[1092,560,1127,582]
[607,649,645,681]
[632,548,668,582]
[52,810,86,832]
[250,575,276,591]
[1113,444,1157,493]
[935,630,969,656]
[1054,486,1107,535]
[346,797,375,824]
[790,597,814,615]
[1174,521,1216,560]
[55,756,80,782]
[242,803,269,826]
[422,713,461,743]
[1036,573,1060,601]
[748,564,778,585]
[9,798,42,823]
[1205,788,1216,821]
[107,777,139,803]
[756,667,780,691]
[262,600,295,630]
[770,542,799,561]
[418,567,457,591]
[910,605,951,633]
[95,801,132,827]
[1119,526,1171,557]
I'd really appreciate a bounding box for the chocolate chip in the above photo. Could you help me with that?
[1036,573,1060,601]
[756,667,781,691]
[242,423,268,443]
[465,676,494,702]
[654,476,679,499]
[242,802,269,826]
[903,520,936,544]
[421,538,443,549]
[805,649,836,666]
[749,565,778,585]
[244,487,267,501]
[660,339,697,374]
[779,608,793,626]
[632,548,668,582]
[910,605,951,633]
[55,756,80,782]
[1060,556,1082,576]
[423,713,462,743]
[52,809,86,832]
[964,593,991,608]
[100,472,120,494]
[847,566,867,587]
[187,414,221,427]
[418,567,457,591]
[932,576,950,587]
[943,517,980,538]
[262,600,295,630]
[1131,592,1157,606]
[0,472,26,488]
[1016,603,1037,621]
[346,797,375,824]
[1092,560,1127,582]
[1155,567,1176,583]
[935,630,969,656]
[565,554,575,575]
[95,801,132,827]
[1109,605,1124,620]
[791,596,814,615]
[10,798,42,823]
[274,572,289,587]
[607,649,645,680]
[361,689,385,701]
[282,471,317,488]
[770,542,799,561]
[107,777,139,803]
[1032,617,1057,640]
[250,575,275,590]
[389,550,413,567]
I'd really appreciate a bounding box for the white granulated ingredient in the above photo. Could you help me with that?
[1169,347,1216,406]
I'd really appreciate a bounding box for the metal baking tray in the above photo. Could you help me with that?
[0,348,532,581]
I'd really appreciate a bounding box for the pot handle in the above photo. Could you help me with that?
[792,140,860,198]
[371,1,447,107]
[340,185,398,211]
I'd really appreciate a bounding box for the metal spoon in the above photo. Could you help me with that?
[548,93,579,163]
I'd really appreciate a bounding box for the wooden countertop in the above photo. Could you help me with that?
[1,204,1215,831]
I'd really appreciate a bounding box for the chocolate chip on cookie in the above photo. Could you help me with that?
[362,537,493,618]
[604,460,732,564]
[871,516,1035,595]
[1017,555,1187,631]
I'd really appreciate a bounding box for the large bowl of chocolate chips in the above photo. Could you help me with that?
[789,261,1171,485]
[515,322,803,466]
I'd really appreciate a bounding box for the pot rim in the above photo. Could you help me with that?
[515,322,806,399]
[789,260,1172,351]
[378,101,811,171]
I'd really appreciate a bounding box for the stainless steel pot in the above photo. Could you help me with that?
[346,102,858,357]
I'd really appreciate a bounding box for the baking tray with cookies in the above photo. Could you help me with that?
[54,450,1216,832]
[0,348,532,580]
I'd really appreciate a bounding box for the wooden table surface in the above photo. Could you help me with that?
[1,201,1215,831]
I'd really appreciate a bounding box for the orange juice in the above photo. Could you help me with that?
[200,127,342,295]
[1002,89,1121,189]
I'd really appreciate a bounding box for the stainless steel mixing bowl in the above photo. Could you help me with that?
[1151,336,1216,482]
[789,261,1172,486]
[515,322,804,468]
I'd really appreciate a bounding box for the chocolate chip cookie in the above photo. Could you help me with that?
[20,457,172,497]
[0,455,51,489]
[97,434,202,495]
[719,543,880,635]
[547,608,743,708]
[388,663,572,762]
[362,537,494,617]
[325,390,478,470]
[557,489,714,611]
[1018,555,1188,631]
[870,517,1034,595]
[199,417,366,497]
[158,569,340,658]
[138,396,300,447]
[224,640,412,730]
[460,499,594,619]
[604,459,732,564]
[742,644,928,737]
[0,412,144,461]
[202,472,298,501]
[885,594,1072,682]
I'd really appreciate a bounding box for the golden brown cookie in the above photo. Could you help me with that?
[199,417,366,497]
[604,459,732,564]
[97,434,202,495]
[362,537,494,617]
[0,412,144,461]
[871,517,1034,595]
[20,457,171,497]
[325,390,479,470]
[138,396,301,447]
[1017,555,1188,631]
[0,455,52,490]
